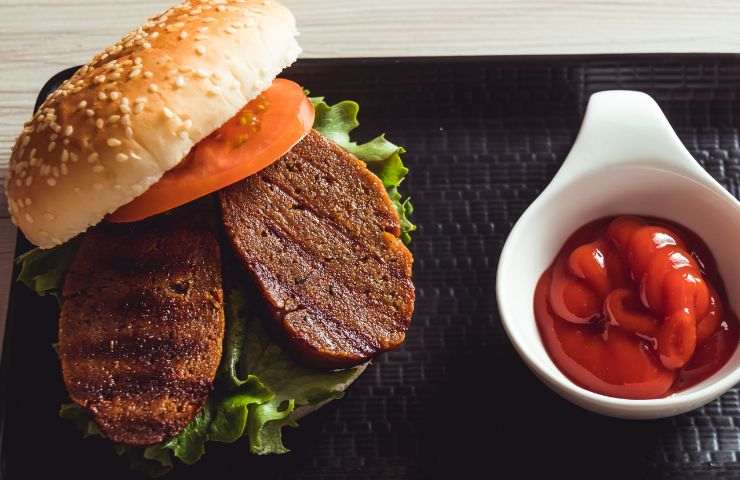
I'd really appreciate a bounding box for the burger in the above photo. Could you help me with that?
[7,0,415,475]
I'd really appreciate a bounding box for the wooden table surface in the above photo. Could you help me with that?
[2,0,740,341]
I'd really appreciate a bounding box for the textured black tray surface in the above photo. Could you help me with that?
[4,56,740,479]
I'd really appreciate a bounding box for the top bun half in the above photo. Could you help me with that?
[6,0,301,248]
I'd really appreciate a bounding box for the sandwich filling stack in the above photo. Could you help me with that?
[7,0,415,475]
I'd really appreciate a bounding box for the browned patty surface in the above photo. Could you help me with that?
[219,130,414,368]
[59,208,224,446]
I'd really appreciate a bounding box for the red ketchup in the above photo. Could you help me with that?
[534,216,739,399]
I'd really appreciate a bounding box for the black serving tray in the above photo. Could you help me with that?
[4,56,740,480]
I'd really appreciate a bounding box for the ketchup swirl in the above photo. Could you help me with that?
[535,216,738,399]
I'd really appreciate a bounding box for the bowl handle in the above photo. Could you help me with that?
[552,90,710,185]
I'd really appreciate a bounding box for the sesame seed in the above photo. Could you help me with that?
[121,114,131,126]
[149,84,160,93]
[194,34,208,41]
[217,5,226,11]
[24,213,34,224]
[78,100,88,109]
[64,125,74,136]
[43,212,55,221]
[116,153,129,162]
[175,76,186,88]
[61,163,68,175]
[48,142,56,152]
[85,109,95,117]
[25,177,32,186]
[179,31,188,40]
[93,165,105,173]
[24,198,31,206]
[52,166,60,177]
[70,152,79,162]
[195,45,206,55]
[144,71,154,79]
[61,149,69,163]
[107,138,122,147]
[134,104,145,114]
[98,91,108,101]
[108,115,121,124]
[46,178,56,187]
[125,126,134,138]
[110,91,121,101]
[87,153,99,163]
[163,107,175,118]
[130,151,142,160]
[150,31,160,39]
[195,68,210,78]
[134,56,143,65]
[183,119,193,129]
[94,75,107,84]
[130,68,142,79]
[96,119,104,129]
[120,104,132,114]
[110,72,121,80]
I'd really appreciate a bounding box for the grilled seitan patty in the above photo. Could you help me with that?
[219,130,415,368]
[59,208,224,446]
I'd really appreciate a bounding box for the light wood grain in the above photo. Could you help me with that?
[1,0,740,344]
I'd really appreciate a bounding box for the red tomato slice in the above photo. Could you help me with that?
[108,78,315,223]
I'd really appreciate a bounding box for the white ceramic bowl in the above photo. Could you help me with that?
[496,90,740,419]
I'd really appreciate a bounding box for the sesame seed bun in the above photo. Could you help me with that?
[6,0,301,248]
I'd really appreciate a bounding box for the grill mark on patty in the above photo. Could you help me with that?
[247,212,405,348]
[248,252,379,358]
[259,173,410,280]
[265,136,400,236]
[62,337,207,363]
[251,177,411,304]
[68,373,212,402]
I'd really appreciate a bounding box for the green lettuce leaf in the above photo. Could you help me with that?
[59,403,102,438]
[115,444,173,478]
[310,96,415,243]
[235,288,364,454]
[16,238,80,299]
